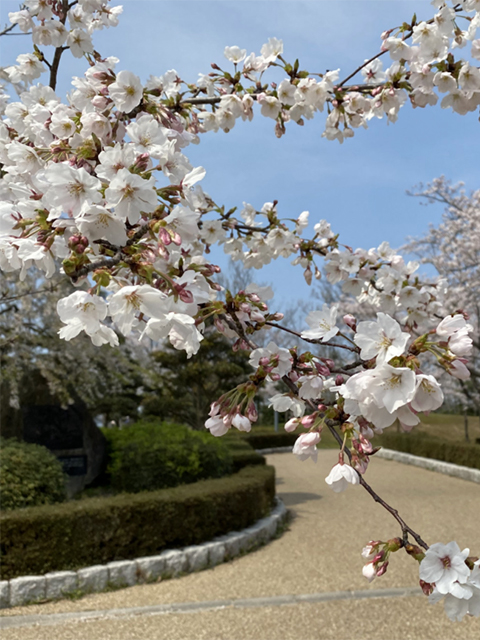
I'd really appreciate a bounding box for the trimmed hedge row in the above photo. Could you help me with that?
[0,465,275,581]
[377,432,480,470]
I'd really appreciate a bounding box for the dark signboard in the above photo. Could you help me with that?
[57,455,88,476]
[23,405,84,450]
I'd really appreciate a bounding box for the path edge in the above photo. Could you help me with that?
[0,498,288,610]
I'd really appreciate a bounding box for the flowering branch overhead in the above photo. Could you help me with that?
[1,0,479,623]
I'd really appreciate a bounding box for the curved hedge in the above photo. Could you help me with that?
[0,465,275,580]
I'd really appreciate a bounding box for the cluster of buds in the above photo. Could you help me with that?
[205,382,258,437]
[351,432,375,474]
[362,537,403,582]
[68,234,89,254]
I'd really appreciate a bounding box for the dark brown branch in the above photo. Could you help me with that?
[327,423,429,549]
[0,22,18,37]
[219,310,430,548]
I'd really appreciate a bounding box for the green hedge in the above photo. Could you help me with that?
[0,465,275,580]
[102,421,233,493]
[243,431,298,450]
[0,439,65,511]
[377,432,480,470]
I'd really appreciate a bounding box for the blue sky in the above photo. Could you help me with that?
[2,0,478,308]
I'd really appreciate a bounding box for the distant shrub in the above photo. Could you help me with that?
[103,421,234,493]
[377,432,480,470]
[0,439,65,511]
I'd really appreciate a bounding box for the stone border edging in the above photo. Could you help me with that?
[257,445,480,484]
[0,498,288,609]
[375,447,480,483]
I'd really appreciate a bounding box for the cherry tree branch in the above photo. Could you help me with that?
[221,311,430,549]
[264,321,360,353]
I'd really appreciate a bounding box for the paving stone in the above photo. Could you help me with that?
[107,560,137,588]
[160,550,187,578]
[204,541,226,567]
[45,571,78,600]
[220,532,244,560]
[244,521,269,548]
[77,565,108,593]
[183,545,209,572]
[9,576,46,607]
[135,555,166,583]
[263,515,279,539]
[0,581,10,608]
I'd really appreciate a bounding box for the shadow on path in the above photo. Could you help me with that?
[277,491,322,507]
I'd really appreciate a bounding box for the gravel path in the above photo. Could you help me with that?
[1,449,479,639]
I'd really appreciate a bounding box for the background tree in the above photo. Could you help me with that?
[143,330,252,430]
[0,269,150,428]
[404,177,480,416]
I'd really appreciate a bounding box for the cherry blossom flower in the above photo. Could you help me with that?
[354,313,410,363]
[108,285,167,335]
[301,304,339,342]
[411,374,444,412]
[292,431,320,462]
[57,291,118,347]
[224,46,247,64]
[104,168,158,223]
[205,415,230,437]
[268,393,305,417]
[370,365,417,413]
[44,163,102,217]
[325,462,360,492]
[109,70,143,113]
[420,542,470,595]
[298,375,324,400]
[249,341,292,378]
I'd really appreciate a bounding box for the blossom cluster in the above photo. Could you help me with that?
[420,542,480,621]
[0,0,478,622]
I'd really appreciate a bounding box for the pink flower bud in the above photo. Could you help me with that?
[284,418,299,433]
[158,228,172,245]
[420,580,434,596]
[246,402,258,422]
[376,561,388,577]
[209,402,221,417]
[343,314,356,330]
[362,562,377,582]
[91,96,109,109]
[359,434,373,454]
[315,362,330,376]
[335,374,344,386]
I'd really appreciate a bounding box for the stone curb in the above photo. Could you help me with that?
[375,448,480,483]
[0,498,288,609]
[257,446,480,484]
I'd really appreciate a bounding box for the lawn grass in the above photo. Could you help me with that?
[255,412,480,447]
[415,412,480,444]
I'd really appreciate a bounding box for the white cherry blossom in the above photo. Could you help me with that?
[325,463,360,492]
[301,304,339,342]
[354,313,410,363]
